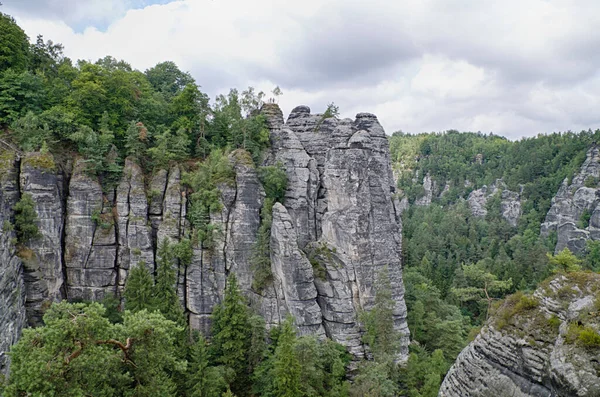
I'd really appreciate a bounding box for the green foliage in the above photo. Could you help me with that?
[399,347,449,397]
[148,127,191,169]
[125,121,149,160]
[452,261,512,321]
[258,164,288,203]
[314,102,340,132]
[0,13,30,73]
[547,248,582,273]
[253,320,350,397]
[251,164,288,291]
[91,208,115,230]
[392,130,597,230]
[251,197,275,292]
[124,263,155,313]
[69,112,122,183]
[210,273,252,396]
[578,208,592,229]
[187,334,230,397]
[272,317,302,397]
[155,239,187,327]
[584,175,598,188]
[4,302,186,396]
[351,360,398,397]
[10,111,51,151]
[494,291,540,330]
[207,88,270,163]
[360,269,399,361]
[403,268,469,361]
[566,323,600,348]
[184,148,235,248]
[12,193,39,244]
[584,240,600,271]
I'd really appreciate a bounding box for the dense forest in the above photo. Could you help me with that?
[390,130,600,395]
[2,9,600,397]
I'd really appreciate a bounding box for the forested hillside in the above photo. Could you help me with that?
[391,130,600,395]
[3,8,600,397]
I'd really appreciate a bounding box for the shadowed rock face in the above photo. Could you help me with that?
[0,152,26,374]
[541,145,600,254]
[439,273,600,397]
[467,179,522,227]
[0,103,409,369]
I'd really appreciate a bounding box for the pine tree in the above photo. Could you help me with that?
[187,334,229,397]
[124,263,154,313]
[154,238,186,327]
[210,273,251,396]
[272,317,301,397]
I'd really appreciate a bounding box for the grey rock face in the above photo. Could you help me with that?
[65,158,117,301]
[263,105,410,361]
[0,152,26,375]
[225,151,265,292]
[467,179,522,227]
[415,173,435,206]
[0,104,410,367]
[439,273,600,397]
[116,158,154,278]
[269,203,325,336]
[541,145,600,254]
[19,153,65,325]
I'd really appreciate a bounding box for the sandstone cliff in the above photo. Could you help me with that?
[0,104,409,372]
[467,179,522,227]
[541,145,600,254]
[439,272,600,397]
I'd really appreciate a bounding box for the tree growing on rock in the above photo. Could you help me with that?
[12,192,39,244]
[547,247,582,273]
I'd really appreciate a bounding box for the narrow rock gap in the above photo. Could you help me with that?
[59,166,71,300]
[112,185,121,298]
[222,179,237,279]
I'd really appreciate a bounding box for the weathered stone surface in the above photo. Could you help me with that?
[225,151,265,292]
[440,273,600,397]
[268,126,319,248]
[269,203,325,336]
[19,152,65,325]
[1,104,410,368]
[187,182,235,334]
[415,172,435,206]
[264,105,410,361]
[0,151,26,375]
[467,179,522,227]
[541,145,600,254]
[65,158,117,301]
[116,158,154,280]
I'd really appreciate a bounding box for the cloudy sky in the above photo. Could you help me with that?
[3,0,600,139]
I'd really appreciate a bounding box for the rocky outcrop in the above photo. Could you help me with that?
[440,272,600,397]
[0,104,409,365]
[415,172,435,206]
[19,153,66,325]
[0,152,25,374]
[467,179,522,227]
[263,104,409,360]
[541,145,600,254]
[269,203,325,336]
[65,158,117,301]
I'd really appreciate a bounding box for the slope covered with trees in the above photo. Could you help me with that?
[391,130,600,395]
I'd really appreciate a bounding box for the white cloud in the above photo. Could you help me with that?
[6,0,600,139]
